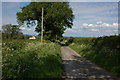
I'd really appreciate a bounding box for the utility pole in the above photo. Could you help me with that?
[41,7,44,43]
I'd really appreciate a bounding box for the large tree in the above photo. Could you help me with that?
[17,2,74,41]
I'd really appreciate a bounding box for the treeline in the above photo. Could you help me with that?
[1,24,31,39]
[1,24,64,42]
[69,35,120,76]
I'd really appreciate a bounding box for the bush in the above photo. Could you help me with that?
[2,40,63,79]
[65,38,74,46]
[69,35,120,76]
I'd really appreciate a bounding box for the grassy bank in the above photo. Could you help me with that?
[2,39,62,79]
[69,36,120,76]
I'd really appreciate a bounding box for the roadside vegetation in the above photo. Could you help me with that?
[69,35,120,76]
[2,39,63,79]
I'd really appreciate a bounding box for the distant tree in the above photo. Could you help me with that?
[16,2,74,41]
[24,35,31,39]
[2,24,24,39]
[17,32,25,39]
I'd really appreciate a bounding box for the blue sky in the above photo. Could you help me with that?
[2,1,118,37]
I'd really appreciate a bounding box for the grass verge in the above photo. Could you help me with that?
[69,36,120,77]
[2,39,63,79]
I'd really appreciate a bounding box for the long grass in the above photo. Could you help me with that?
[69,36,120,76]
[2,39,63,79]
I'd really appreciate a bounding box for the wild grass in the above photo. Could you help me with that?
[2,39,63,79]
[69,36,120,76]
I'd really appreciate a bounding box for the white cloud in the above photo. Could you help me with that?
[82,23,95,27]
[88,24,94,27]
[102,23,110,27]
[20,27,26,30]
[101,22,118,28]
[28,29,32,31]
[65,28,76,33]
[20,27,38,35]
[82,23,88,26]
[65,2,118,37]
[113,23,118,26]
[90,29,99,31]
[96,21,103,25]
[82,21,118,28]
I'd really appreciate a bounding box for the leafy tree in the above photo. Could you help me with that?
[16,2,74,41]
[17,32,25,39]
[23,35,31,39]
[2,24,23,39]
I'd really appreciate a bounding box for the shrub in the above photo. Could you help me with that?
[69,36,120,76]
[2,40,63,79]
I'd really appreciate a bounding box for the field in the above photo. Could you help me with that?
[69,36,120,76]
[2,39,63,79]
[2,35,120,79]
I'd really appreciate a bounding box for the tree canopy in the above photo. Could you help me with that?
[17,2,74,41]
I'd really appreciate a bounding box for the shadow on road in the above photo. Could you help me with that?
[61,47,118,80]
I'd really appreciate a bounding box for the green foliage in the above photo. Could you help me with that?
[69,35,120,76]
[2,24,24,39]
[2,39,63,79]
[65,37,74,46]
[16,2,74,40]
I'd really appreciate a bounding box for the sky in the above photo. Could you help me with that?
[64,2,118,37]
[1,1,119,37]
